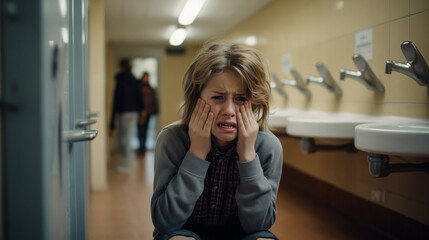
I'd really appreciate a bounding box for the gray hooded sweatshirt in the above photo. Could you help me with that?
[150,122,283,237]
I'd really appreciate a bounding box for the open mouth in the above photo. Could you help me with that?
[217,123,236,128]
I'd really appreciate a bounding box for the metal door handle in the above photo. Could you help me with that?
[64,130,98,142]
[76,119,97,127]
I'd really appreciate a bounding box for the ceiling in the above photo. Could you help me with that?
[105,0,274,46]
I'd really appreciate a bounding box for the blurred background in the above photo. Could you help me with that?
[1,0,429,239]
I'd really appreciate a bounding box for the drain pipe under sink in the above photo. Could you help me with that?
[300,138,357,154]
[367,153,429,178]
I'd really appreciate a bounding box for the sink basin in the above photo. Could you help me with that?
[286,112,381,145]
[268,108,331,128]
[355,121,429,163]
[268,108,305,128]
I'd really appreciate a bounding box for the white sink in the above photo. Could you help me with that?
[355,121,429,163]
[268,108,330,128]
[286,112,381,145]
[268,108,305,128]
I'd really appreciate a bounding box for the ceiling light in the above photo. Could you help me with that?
[245,36,258,46]
[178,0,207,26]
[169,28,187,46]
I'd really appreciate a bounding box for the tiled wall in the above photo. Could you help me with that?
[224,0,429,224]
[227,0,429,118]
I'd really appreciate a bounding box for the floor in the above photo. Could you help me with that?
[89,151,391,240]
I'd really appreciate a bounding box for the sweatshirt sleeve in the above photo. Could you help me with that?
[150,124,210,234]
[235,131,283,233]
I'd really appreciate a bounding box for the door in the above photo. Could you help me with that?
[2,0,95,239]
[67,0,95,239]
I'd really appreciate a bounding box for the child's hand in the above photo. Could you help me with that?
[188,98,213,160]
[237,101,258,162]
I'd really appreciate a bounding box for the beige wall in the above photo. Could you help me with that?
[106,44,115,153]
[158,46,200,128]
[89,0,107,191]
[226,0,429,117]
[224,0,429,224]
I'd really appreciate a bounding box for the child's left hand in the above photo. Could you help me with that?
[237,101,258,162]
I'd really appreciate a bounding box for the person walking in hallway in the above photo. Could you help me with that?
[110,58,142,172]
[138,72,159,156]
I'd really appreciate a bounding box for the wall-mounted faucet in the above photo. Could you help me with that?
[306,62,342,95]
[385,41,429,86]
[270,74,288,99]
[272,69,311,96]
[340,54,385,92]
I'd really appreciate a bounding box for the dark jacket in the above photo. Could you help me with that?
[140,82,159,115]
[110,71,142,130]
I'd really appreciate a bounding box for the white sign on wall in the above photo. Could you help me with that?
[355,28,373,60]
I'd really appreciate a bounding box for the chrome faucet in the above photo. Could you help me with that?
[272,69,311,96]
[385,41,429,86]
[270,74,288,99]
[340,54,385,92]
[306,62,342,95]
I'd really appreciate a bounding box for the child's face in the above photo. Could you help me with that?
[200,70,248,148]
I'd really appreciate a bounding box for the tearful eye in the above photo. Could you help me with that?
[236,96,247,102]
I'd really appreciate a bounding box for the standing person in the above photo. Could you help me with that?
[138,72,159,156]
[110,58,142,172]
[151,42,282,240]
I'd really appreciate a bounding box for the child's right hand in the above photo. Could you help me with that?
[188,98,213,160]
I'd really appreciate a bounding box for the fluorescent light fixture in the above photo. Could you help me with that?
[178,0,206,26]
[169,28,187,46]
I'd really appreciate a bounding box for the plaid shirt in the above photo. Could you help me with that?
[188,142,240,226]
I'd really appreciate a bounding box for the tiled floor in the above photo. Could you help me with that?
[89,151,390,240]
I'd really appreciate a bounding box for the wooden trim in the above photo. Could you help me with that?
[281,164,429,239]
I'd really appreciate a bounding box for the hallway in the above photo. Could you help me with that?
[89,152,390,240]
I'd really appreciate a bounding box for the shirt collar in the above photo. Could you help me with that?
[209,140,237,160]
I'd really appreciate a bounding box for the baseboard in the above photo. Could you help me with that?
[281,164,429,239]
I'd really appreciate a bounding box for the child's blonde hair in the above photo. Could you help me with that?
[181,42,271,130]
